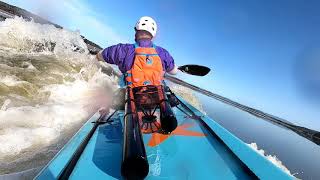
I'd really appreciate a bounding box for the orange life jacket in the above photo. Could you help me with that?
[125,44,164,87]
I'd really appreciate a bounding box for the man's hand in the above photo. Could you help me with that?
[167,65,178,75]
[96,50,104,61]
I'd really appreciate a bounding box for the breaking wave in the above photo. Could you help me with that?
[0,17,119,174]
[247,143,294,177]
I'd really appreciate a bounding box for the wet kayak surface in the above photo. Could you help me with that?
[143,109,256,180]
[68,111,254,180]
[35,97,292,180]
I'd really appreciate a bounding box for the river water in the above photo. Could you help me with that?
[200,94,320,180]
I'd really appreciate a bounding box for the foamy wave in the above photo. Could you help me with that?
[170,84,205,113]
[0,16,87,55]
[0,166,42,180]
[0,103,85,156]
[247,143,293,176]
[0,17,118,174]
[0,75,23,86]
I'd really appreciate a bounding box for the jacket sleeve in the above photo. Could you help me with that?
[157,47,175,72]
[101,44,130,66]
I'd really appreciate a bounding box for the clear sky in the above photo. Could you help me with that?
[3,0,320,130]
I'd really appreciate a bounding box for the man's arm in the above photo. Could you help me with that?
[157,47,178,75]
[95,44,129,65]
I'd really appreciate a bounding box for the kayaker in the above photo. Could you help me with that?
[96,16,178,87]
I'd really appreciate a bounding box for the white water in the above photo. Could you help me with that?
[170,84,205,113]
[247,143,294,177]
[0,17,119,174]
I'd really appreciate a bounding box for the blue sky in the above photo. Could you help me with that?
[4,0,320,129]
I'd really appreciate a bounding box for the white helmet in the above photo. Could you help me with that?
[135,16,157,37]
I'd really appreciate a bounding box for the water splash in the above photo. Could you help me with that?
[170,84,205,113]
[247,143,293,176]
[0,17,118,174]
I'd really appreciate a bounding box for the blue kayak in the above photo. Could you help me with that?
[35,86,293,180]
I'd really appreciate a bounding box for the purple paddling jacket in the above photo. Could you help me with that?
[101,39,175,73]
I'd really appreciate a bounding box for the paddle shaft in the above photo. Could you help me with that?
[165,75,320,146]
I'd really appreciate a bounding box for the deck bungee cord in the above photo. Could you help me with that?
[58,110,118,180]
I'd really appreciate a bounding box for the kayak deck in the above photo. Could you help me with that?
[35,97,293,180]
[72,113,251,180]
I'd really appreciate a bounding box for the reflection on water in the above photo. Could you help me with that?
[200,94,320,179]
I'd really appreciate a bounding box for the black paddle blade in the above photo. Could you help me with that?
[178,65,211,76]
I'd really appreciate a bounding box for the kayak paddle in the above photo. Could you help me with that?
[178,65,211,76]
[91,49,210,76]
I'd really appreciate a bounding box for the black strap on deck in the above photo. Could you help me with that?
[58,110,117,180]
